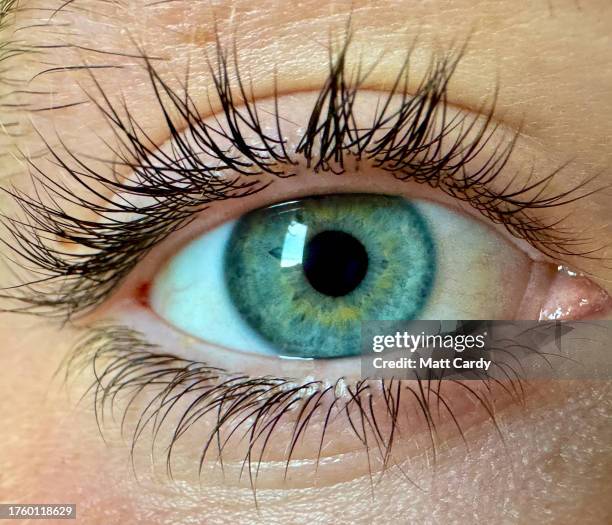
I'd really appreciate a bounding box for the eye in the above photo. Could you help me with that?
[150,192,537,358]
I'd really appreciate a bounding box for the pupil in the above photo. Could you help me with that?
[303,230,369,297]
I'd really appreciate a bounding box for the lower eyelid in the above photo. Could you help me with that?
[70,321,531,489]
[108,302,363,378]
[82,207,607,487]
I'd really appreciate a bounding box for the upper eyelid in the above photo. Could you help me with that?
[103,42,595,252]
[0,38,601,318]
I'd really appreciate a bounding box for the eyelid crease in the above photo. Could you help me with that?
[0,35,602,319]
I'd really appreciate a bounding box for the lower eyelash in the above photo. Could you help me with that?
[64,324,528,492]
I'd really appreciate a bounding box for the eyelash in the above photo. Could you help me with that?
[0,36,596,319]
[65,323,527,491]
[0,34,598,489]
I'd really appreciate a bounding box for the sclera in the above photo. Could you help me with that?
[150,196,543,358]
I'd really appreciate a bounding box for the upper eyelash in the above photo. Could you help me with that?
[0,35,597,318]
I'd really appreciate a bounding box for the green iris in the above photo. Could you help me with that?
[224,194,436,358]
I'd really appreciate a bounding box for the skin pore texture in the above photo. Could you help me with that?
[0,1,611,524]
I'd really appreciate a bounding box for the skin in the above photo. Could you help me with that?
[0,1,611,524]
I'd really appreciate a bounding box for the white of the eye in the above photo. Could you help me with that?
[150,221,280,356]
[151,198,531,358]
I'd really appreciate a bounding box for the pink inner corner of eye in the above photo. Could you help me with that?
[135,281,152,307]
[539,267,612,320]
